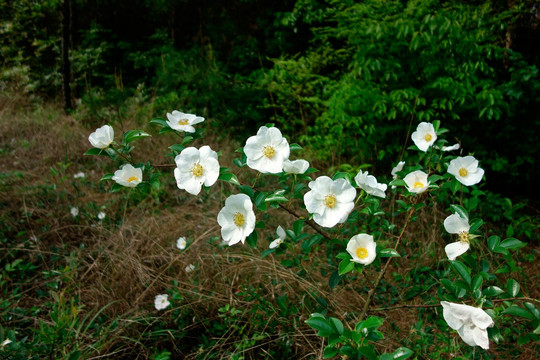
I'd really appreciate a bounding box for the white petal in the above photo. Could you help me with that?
[276,225,286,240]
[444,241,470,260]
[444,213,470,234]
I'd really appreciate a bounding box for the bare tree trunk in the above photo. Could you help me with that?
[61,0,72,112]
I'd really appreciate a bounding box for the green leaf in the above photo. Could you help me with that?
[289,143,303,151]
[293,219,304,235]
[218,168,240,186]
[469,218,483,233]
[358,346,378,360]
[84,148,110,157]
[328,271,340,290]
[487,235,500,251]
[149,117,168,127]
[503,306,534,320]
[246,231,257,249]
[305,317,334,336]
[323,346,338,359]
[261,248,275,259]
[483,286,504,297]
[450,178,461,194]
[123,129,151,144]
[329,317,344,335]
[332,172,351,182]
[451,260,471,285]
[100,173,114,181]
[379,249,400,258]
[506,279,520,297]
[357,316,383,331]
[181,136,194,146]
[239,185,254,199]
[255,192,267,211]
[390,347,414,360]
[450,204,468,220]
[338,259,355,275]
[471,275,483,293]
[389,179,406,187]
[524,303,540,320]
[499,238,526,250]
[265,193,288,203]
[169,144,185,153]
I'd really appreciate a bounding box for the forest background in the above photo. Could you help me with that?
[0,0,539,359]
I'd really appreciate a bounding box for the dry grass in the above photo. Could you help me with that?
[1,93,538,359]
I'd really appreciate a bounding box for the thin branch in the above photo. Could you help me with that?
[278,203,333,240]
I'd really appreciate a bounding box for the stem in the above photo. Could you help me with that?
[359,206,415,320]
[277,203,332,240]
[152,163,176,168]
[110,145,133,164]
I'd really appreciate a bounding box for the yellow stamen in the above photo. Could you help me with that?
[178,119,189,125]
[356,247,368,259]
[233,212,245,227]
[458,232,470,243]
[127,176,138,182]
[325,194,337,208]
[424,134,432,142]
[263,146,276,159]
[413,182,424,189]
[191,163,204,177]
[459,168,468,177]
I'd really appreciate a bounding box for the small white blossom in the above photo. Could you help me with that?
[304,176,356,228]
[447,156,484,186]
[112,164,143,188]
[73,172,85,179]
[442,143,460,151]
[346,234,377,265]
[443,212,471,260]
[391,161,405,179]
[0,339,12,347]
[441,301,494,349]
[217,194,256,246]
[176,237,187,250]
[70,207,79,217]
[154,294,170,311]
[403,170,430,194]
[411,122,437,152]
[269,226,286,249]
[97,211,106,220]
[166,110,204,133]
[354,170,387,198]
[244,126,290,174]
[283,159,310,174]
[174,146,220,195]
[88,125,114,149]
[185,264,195,273]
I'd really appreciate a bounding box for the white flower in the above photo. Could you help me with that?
[217,194,256,246]
[174,146,220,195]
[244,126,290,174]
[269,226,286,249]
[176,236,187,250]
[403,170,430,194]
[70,207,79,217]
[391,161,405,179]
[97,211,106,220]
[442,143,460,151]
[283,159,310,174]
[443,212,471,260]
[346,234,377,265]
[447,156,484,186]
[154,294,170,310]
[441,301,494,349]
[411,122,437,152]
[166,110,204,133]
[73,172,85,179]
[304,176,356,228]
[112,164,143,187]
[354,170,387,198]
[0,339,12,347]
[88,125,114,149]
[185,264,195,273]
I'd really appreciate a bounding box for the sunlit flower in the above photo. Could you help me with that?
[411,122,437,152]
[269,226,286,249]
[154,294,170,310]
[97,211,106,220]
[244,126,290,174]
[346,233,377,265]
[283,159,309,174]
[443,212,471,260]
[217,194,256,246]
[176,236,187,250]
[441,301,494,349]
[70,207,79,217]
[88,125,114,149]
[166,110,204,133]
[403,170,429,194]
[174,146,220,195]
[304,176,356,228]
[354,170,387,198]
[112,164,143,188]
[447,156,484,186]
[185,264,195,273]
[73,172,85,179]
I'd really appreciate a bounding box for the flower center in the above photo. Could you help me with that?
[458,231,470,243]
[178,119,189,125]
[233,212,245,227]
[325,194,337,208]
[263,146,276,159]
[424,134,432,142]
[191,163,204,177]
[356,247,368,259]
[127,176,138,182]
[459,168,468,177]
[413,182,424,189]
